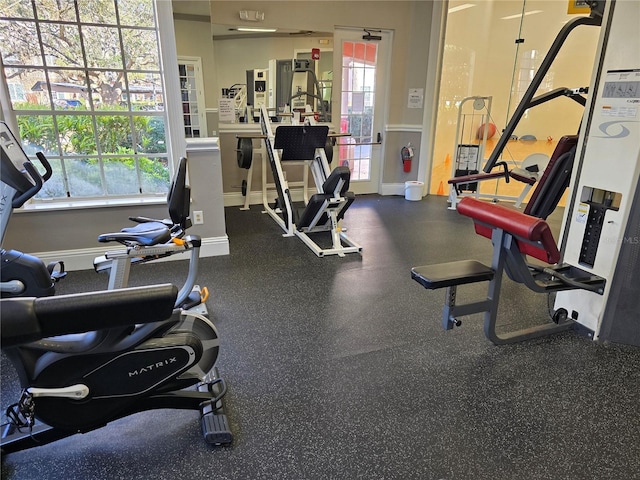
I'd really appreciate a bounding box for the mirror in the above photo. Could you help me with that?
[212,27,334,122]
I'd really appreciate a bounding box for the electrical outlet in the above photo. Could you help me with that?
[193,210,204,225]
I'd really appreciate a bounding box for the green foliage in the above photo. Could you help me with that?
[16,110,57,153]
[16,103,169,198]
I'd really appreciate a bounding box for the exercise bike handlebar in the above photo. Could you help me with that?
[35,151,53,182]
[1,283,178,348]
[1,122,53,207]
[10,161,44,208]
[12,152,53,207]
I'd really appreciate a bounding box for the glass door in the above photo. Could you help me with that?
[333,28,391,194]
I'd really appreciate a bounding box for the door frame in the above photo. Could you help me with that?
[333,26,393,195]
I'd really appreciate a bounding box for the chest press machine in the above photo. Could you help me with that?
[258,105,362,257]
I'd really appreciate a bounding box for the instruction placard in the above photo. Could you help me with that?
[218,98,235,123]
[408,88,424,109]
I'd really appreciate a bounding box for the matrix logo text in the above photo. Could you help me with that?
[129,357,178,377]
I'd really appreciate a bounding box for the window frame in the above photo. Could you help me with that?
[0,0,185,206]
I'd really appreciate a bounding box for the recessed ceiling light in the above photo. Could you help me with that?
[448,4,476,14]
[501,10,543,20]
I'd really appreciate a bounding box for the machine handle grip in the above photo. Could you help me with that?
[495,161,510,183]
[11,161,44,208]
[35,151,53,182]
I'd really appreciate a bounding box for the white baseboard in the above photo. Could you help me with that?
[381,183,407,196]
[32,235,230,272]
[224,191,261,207]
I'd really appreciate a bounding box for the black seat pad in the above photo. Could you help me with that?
[98,222,171,246]
[296,166,354,229]
[412,260,494,289]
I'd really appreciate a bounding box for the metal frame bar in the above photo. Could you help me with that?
[484,7,604,173]
[431,227,574,344]
[95,239,200,307]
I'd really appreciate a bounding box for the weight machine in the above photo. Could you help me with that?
[413,0,640,347]
[235,105,341,211]
[256,104,361,257]
[553,0,640,345]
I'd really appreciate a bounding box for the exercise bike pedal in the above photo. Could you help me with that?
[179,285,208,316]
[181,290,204,310]
[200,400,232,445]
[47,260,67,282]
[198,368,232,445]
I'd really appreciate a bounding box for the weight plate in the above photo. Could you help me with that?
[237,137,253,169]
[324,137,334,164]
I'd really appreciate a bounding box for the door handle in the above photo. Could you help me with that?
[334,141,382,146]
[334,132,383,147]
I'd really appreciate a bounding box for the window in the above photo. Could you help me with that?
[0,0,171,200]
[513,49,555,120]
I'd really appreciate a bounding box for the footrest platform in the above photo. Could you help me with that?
[411,260,494,289]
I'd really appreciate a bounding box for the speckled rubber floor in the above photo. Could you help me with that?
[2,195,639,480]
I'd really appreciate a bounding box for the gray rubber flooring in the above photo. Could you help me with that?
[2,195,639,479]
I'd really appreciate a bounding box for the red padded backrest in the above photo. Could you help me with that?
[457,197,560,264]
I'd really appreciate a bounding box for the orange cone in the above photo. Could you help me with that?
[436,181,444,196]
[444,153,451,166]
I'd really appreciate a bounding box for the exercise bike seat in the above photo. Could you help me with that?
[97,222,171,247]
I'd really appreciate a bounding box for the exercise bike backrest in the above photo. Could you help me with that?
[167,156,192,231]
[125,156,192,236]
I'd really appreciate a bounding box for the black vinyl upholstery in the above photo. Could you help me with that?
[274,126,329,161]
[167,157,192,230]
[296,167,353,230]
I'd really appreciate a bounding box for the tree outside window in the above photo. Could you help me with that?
[0,0,170,199]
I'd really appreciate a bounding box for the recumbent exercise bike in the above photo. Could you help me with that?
[0,122,232,453]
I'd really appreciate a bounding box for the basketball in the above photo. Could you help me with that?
[477,123,497,139]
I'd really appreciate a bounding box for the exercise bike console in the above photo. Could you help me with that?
[1,122,66,298]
